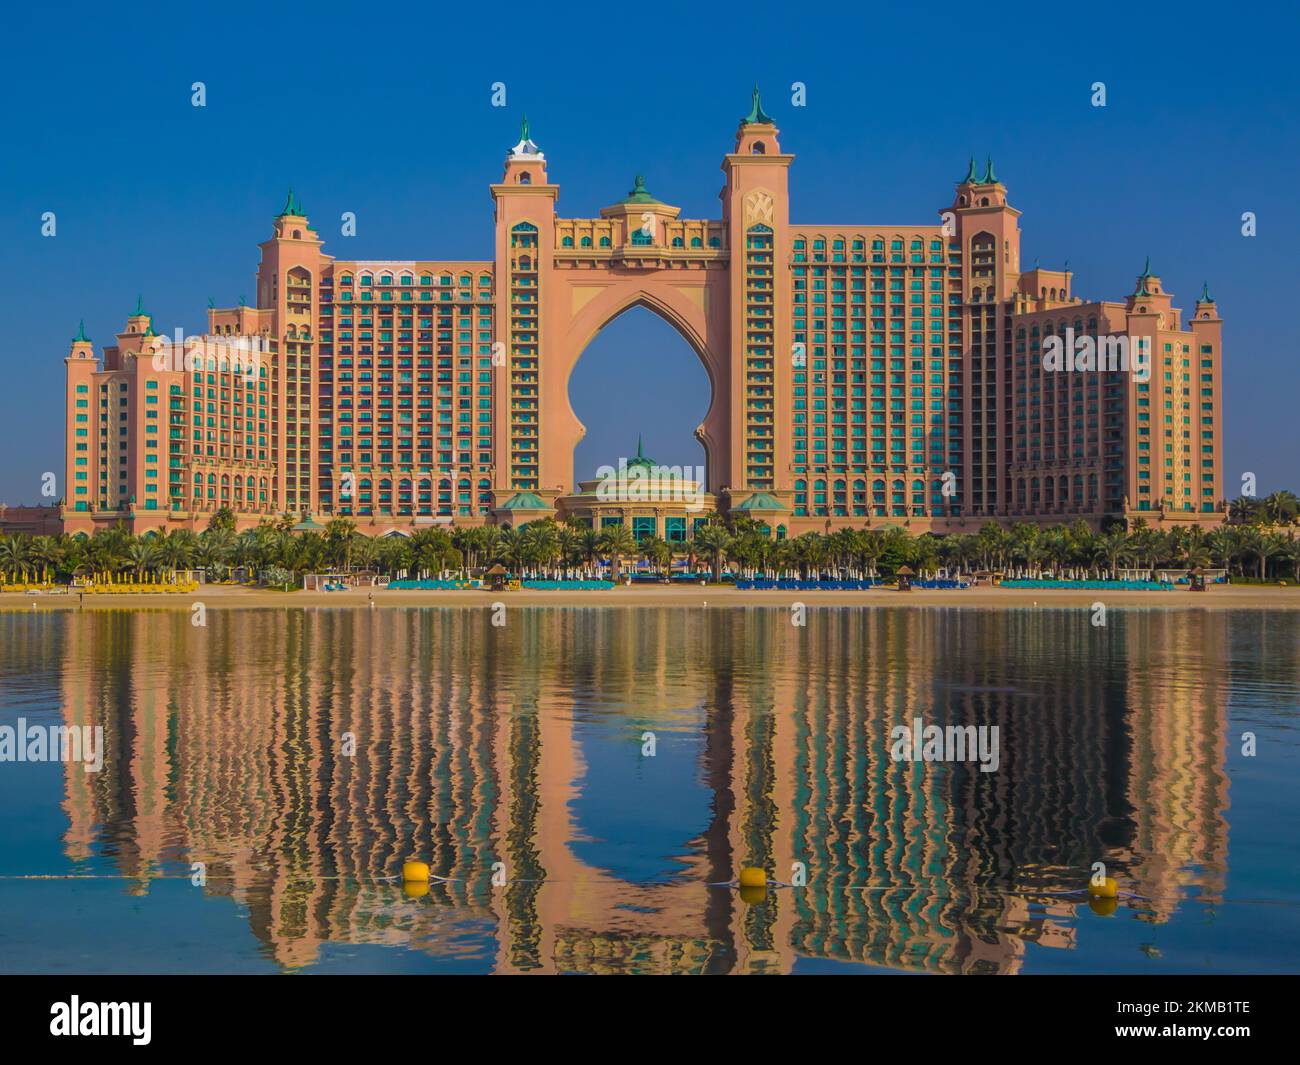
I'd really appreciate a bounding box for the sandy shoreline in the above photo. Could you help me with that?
[3,584,1298,611]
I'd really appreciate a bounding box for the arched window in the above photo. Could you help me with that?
[751,141,766,154]
[519,171,531,184]
[562,236,574,247]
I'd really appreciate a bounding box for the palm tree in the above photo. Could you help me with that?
[521,521,560,577]
[325,517,358,571]
[1244,529,1288,580]
[1096,527,1135,579]
[1206,527,1242,575]
[493,526,525,573]
[126,541,158,578]
[0,535,28,582]
[1261,490,1300,527]
[597,523,637,582]
[1228,496,1264,525]
[640,535,672,577]
[692,522,732,583]
[976,522,1008,570]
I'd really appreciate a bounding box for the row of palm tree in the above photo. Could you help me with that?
[2,502,1299,586]
[1227,490,1300,527]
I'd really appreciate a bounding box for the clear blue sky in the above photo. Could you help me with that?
[2,0,1296,504]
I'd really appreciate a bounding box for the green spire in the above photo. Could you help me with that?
[742,84,773,125]
[984,156,998,184]
[520,114,529,143]
[1136,256,1152,296]
[628,434,655,469]
[239,294,247,307]
[962,156,979,183]
[1199,281,1213,303]
[133,294,148,318]
[207,296,216,309]
[278,188,304,217]
[72,319,90,344]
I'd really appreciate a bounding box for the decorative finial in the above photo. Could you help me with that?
[521,114,529,143]
[208,296,215,309]
[279,188,295,216]
[984,156,998,184]
[743,84,773,125]
[1136,256,1153,296]
[637,433,644,460]
[239,294,246,307]
[963,156,979,183]
[72,319,89,344]
[1199,281,1213,303]
[133,294,147,317]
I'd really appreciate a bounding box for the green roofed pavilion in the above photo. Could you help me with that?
[619,175,661,206]
[499,491,552,511]
[733,491,787,513]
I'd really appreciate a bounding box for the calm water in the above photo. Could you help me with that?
[0,606,1297,975]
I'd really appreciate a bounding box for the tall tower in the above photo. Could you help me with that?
[492,119,559,500]
[721,87,794,508]
[950,157,1021,517]
[64,321,98,519]
[257,191,327,514]
[1189,283,1224,513]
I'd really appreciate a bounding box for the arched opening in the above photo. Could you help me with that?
[568,306,710,492]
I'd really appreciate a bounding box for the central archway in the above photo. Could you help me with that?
[546,273,731,497]
[568,305,711,492]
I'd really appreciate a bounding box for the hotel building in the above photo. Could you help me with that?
[61,90,1225,537]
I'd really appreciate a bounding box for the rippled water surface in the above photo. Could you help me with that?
[0,606,1297,974]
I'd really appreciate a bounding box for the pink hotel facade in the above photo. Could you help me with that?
[62,91,1226,537]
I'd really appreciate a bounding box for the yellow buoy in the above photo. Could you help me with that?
[738,884,768,906]
[1089,895,1118,917]
[738,866,767,889]
[1088,876,1118,899]
[402,860,431,883]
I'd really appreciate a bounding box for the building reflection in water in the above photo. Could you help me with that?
[37,606,1236,973]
